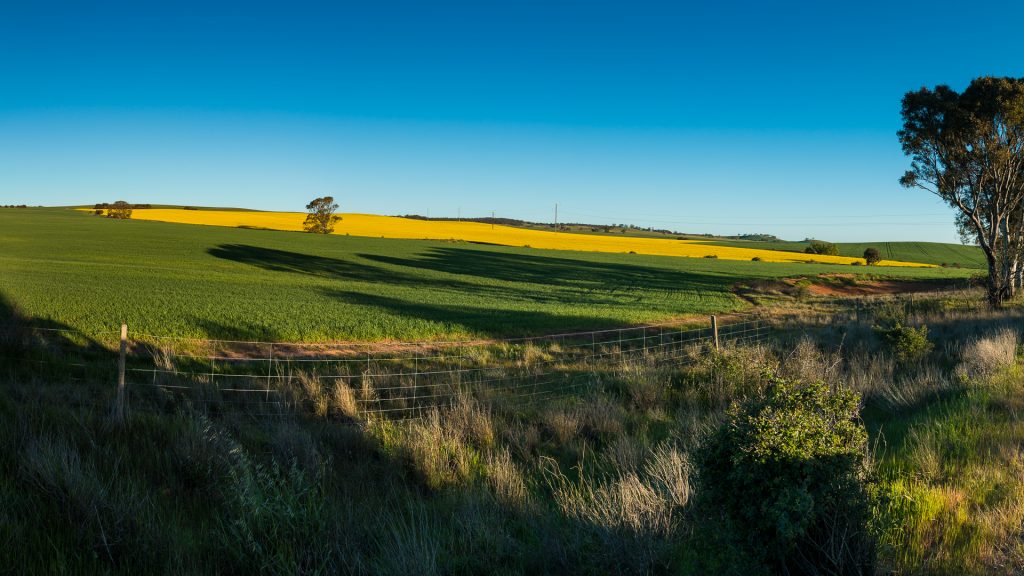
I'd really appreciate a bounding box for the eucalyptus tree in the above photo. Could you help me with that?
[899,77,1024,307]
[303,196,342,234]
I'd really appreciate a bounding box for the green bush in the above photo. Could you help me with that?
[804,241,839,256]
[696,377,874,574]
[874,322,933,364]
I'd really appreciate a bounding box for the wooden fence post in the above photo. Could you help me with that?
[710,315,719,351]
[115,323,127,424]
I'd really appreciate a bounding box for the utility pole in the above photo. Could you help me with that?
[491,210,495,230]
[457,207,461,222]
[554,203,558,228]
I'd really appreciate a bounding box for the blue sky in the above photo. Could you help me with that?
[1,1,1021,242]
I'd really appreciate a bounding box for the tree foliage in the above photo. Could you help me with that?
[303,197,341,234]
[696,377,874,574]
[863,247,881,265]
[804,241,839,256]
[106,201,133,220]
[899,77,1024,307]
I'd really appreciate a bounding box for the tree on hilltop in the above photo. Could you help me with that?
[106,201,133,220]
[303,196,341,234]
[804,241,838,256]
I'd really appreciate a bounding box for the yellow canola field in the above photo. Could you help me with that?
[105,209,930,267]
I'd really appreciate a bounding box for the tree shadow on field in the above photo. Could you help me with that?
[322,290,628,338]
[189,317,287,343]
[207,243,745,335]
[0,291,113,391]
[359,247,737,293]
[208,243,544,301]
[208,243,738,297]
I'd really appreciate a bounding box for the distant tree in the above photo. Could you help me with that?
[106,201,133,220]
[804,241,838,256]
[863,247,881,265]
[899,77,1024,307]
[303,196,341,234]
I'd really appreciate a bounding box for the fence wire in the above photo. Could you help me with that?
[1,315,770,421]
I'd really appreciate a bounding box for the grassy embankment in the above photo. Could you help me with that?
[1,289,1023,573]
[1,208,976,343]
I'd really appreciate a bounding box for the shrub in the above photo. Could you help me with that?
[805,241,839,256]
[751,256,762,262]
[863,247,881,265]
[703,254,718,259]
[696,377,874,574]
[874,321,933,364]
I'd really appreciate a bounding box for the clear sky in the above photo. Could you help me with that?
[1,0,1022,242]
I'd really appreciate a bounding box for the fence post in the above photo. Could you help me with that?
[115,323,127,424]
[710,315,719,351]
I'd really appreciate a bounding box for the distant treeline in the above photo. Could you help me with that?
[398,214,779,241]
[94,202,152,209]
[1,205,31,208]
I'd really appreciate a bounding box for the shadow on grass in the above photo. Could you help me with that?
[208,243,739,296]
[205,243,749,338]
[359,246,737,293]
[322,290,630,338]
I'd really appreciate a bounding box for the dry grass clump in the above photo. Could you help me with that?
[448,395,495,449]
[643,443,691,508]
[386,397,495,491]
[957,329,1018,379]
[545,443,688,571]
[403,411,478,490]
[284,371,328,417]
[484,448,529,507]
[501,419,542,460]
[541,408,581,444]
[779,337,842,383]
[330,381,359,418]
[604,434,647,473]
[683,344,773,409]
[574,394,625,439]
[615,359,665,411]
[844,342,966,412]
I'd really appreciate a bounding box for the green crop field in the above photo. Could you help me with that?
[710,238,986,268]
[0,208,979,342]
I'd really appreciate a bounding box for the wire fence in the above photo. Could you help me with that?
[0,314,771,422]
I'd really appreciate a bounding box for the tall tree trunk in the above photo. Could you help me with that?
[1008,259,1018,299]
[987,252,1005,308]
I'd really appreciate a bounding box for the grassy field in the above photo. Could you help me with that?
[91,207,937,266]
[711,238,986,268]
[0,209,978,342]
